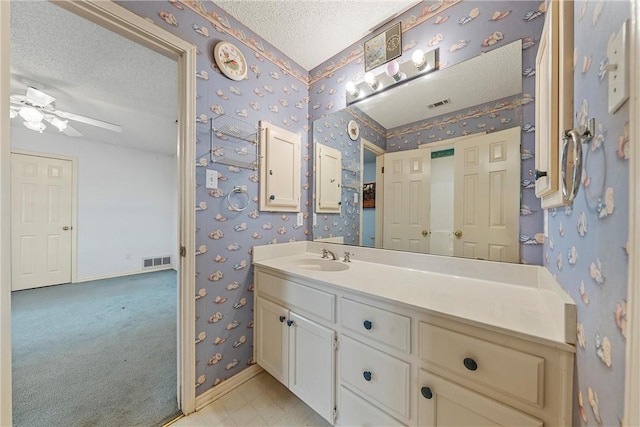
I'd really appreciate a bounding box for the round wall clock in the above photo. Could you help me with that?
[214,41,248,81]
[348,120,360,140]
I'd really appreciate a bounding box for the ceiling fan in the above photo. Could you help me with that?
[9,86,122,136]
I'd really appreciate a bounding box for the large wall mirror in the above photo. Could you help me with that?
[313,40,526,263]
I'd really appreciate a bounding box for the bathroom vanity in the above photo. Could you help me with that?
[253,241,576,426]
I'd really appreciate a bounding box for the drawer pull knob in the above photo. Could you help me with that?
[463,357,478,371]
[421,387,433,399]
[279,316,286,323]
[286,319,293,327]
[363,371,372,382]
[363,320,373,330]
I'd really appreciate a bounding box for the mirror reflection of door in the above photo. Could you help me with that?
[360,139,385,248]
[380,127,520,260]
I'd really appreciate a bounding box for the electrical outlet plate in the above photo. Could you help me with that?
[608,19,629,113]
[205,169,218,189]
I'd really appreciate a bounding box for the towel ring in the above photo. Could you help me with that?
[227,186,250,212]
[561,129,583,203]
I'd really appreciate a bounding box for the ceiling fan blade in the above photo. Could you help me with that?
[53,110,122,133]
[63,126,83,137]
[26,87,56,107]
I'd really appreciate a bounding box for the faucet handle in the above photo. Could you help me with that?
[343,252,352,263]
[321,249,329,259]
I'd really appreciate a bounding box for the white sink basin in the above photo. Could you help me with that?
[295,258,350,272]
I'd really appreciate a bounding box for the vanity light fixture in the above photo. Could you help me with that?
[345,48,439,106]
[386,60,406,82]
[364,72,380,90]
[345,81,360,97]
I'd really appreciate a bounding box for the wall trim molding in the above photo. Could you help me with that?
[624,1,639,425]
[73,267,175,284]
[195,365,264,411]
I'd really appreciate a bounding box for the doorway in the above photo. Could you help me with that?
[0,0,197,423]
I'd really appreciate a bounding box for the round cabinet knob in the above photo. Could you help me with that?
[422,230,430,236]
[534,169,548,180]
[421,387,433,399]
[286,320,293,327]
[363,371,372,382]
[463,357,478,371]
[363,320,373,330]
[62,226,70,231]
[269,195,275,200]
[454,230,462,238]
[279,316,286,323]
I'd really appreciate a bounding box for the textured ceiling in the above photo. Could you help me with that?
[10,1,178,155]
[214,0,419,70]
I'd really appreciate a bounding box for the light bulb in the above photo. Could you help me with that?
[386,60,405,82]
[412,49,426,70]
[345,81,359,96]
[9,109,17,119]
[364,72,379,90]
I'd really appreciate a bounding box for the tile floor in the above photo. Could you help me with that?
[169,371,331,426]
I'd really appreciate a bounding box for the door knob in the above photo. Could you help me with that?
[421,230,430,236]
[454,230,462,238]
[62,226,71,231]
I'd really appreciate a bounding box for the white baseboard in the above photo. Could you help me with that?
[194,365,264,411]
[74,266,175,283]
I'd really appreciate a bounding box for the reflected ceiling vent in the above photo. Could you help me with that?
[427,98,451,109]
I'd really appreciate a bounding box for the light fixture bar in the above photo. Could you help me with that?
[346,48,439,106]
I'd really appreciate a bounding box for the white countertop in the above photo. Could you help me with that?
[253,242,576,351]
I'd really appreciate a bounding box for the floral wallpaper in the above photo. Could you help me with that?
[312,108,385,244]
[118,0,312,395]
[117,2,632,422]
[543,1,630,425]
[309,1,545,264]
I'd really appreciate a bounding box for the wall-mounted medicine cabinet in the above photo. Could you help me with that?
[534,0,574,209]
[259,121,301,212]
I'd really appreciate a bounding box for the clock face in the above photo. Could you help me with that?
[214,41,248,81]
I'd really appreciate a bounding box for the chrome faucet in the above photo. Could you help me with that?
[343,252,352,263]
[321,249,338,260]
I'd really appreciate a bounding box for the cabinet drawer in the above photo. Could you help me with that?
[337,386,406,427]
[256,271,335,322]
[340,334,410,420]
[418,322,544,406]
[340,298,410,353]
[418,369,543,427]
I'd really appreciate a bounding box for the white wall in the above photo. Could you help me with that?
[430,155,454,257]
[11,127,178,281]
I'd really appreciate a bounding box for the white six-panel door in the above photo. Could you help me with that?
[453,127,520,262]
[11,153,73,290]
[382,149,431,253]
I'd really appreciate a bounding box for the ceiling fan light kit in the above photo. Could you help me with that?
[9,86,122,136]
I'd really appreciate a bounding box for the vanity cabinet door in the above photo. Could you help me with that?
[288,311,335,423]
[418,370,543,427]
[255,297,289,384]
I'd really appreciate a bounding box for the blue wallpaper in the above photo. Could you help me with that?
[117,2,632,422]
[543,2,630,425]
[118,0,312,394]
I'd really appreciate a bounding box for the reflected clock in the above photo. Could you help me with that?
[214,41,248,81]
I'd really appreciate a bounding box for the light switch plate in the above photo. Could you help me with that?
[205,169,218,189]
[608,19,629,113]
[296,212,304,227]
